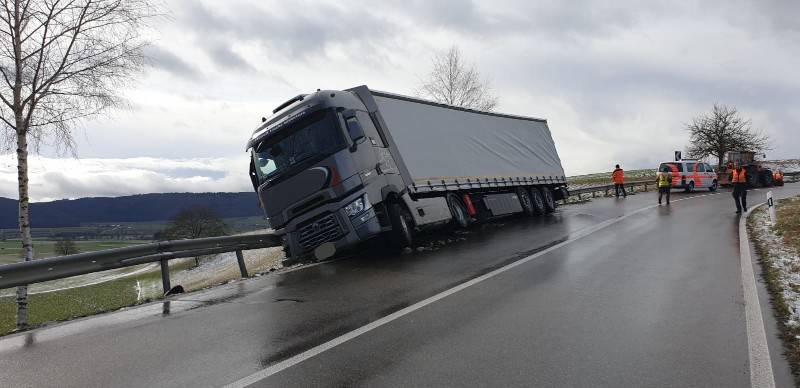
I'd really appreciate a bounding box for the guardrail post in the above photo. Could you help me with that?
[236,250,248,278]
[160,259,171,295]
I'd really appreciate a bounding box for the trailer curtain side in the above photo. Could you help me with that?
[373,92,566,193]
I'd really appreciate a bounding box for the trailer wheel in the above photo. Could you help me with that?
[516,187,536,216]
[541,187,556,214]
[388,203,413,248]
[529,188,546,216]
[446,193,470,229]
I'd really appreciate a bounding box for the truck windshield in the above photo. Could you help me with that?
[251,109,346,185]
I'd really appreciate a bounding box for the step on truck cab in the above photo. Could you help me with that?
[247,86,569,264]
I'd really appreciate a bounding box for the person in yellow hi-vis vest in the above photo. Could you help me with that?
[657,166,672,205]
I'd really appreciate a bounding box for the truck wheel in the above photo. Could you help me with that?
[387,203,413,248]
[746,166,759,187]
[541,187,556,214]
[529,188,546,215]
[517,187,535,216]
[685,181,694,193]
[709,180,718,192]
[760,169,774,187]
[446,193,470,229]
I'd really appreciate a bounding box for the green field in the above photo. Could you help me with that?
[0,240,149,265]
[567,168,658,188]
[0,216,270,265]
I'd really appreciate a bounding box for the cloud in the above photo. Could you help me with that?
[5,0,798,200]
[172,1,399,63]
[207,44,254,72]
[146,45,203,79]
[0,155,253,202]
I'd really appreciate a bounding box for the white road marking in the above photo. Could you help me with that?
[739,204,776,388]
[224,205,656,388]
[226,192,777,387]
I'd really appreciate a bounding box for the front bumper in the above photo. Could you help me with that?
[284,204,382,261]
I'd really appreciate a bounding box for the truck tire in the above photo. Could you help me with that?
[760,169,774,187]
[517,187,536,217]
[529,188,546,215]
[541,187,556,214]
[387,203,413,249]
[745,166,759,187]
[446,193,470,229]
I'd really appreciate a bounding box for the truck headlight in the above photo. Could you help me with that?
[344,195,371,218]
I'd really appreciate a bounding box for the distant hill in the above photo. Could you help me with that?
[0,192,263,228]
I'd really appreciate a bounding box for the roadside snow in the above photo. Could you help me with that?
[750,204,800,331]
[166,246,283,297]
[761,159,800,174]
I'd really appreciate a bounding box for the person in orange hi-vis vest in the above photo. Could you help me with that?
[729,162,748,213]
[612,164,626,198]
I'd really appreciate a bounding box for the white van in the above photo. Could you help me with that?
[657,160,718,192]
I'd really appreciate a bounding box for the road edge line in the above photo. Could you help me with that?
[740,204,776,388]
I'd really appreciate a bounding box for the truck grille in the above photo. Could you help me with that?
[297,214,343,253]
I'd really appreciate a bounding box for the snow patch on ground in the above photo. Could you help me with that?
[762,159,800,174]
[751,204,800,331]
[139,246,284,300]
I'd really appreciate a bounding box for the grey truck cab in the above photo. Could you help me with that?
[247,87,416,263]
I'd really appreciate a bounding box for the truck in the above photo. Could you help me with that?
[715,151,776,188]
[246,86,569,264]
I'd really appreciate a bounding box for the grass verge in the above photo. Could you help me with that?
[0,275,145,334]
[748,196,800,385]
[0,247,283,336]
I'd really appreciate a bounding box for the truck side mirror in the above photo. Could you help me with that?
[345,118,365,147]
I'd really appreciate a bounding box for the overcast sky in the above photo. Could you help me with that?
[2,0,798,202]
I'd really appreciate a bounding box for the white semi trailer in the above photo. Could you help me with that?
[246,86,569,264]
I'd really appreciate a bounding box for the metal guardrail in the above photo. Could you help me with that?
[784,171,800,183]
[567,180,658,201]
[567,171,800,202]
[2,173,797,294]
[0,233,282,294]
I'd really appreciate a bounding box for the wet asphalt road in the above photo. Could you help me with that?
[1,184,799,387]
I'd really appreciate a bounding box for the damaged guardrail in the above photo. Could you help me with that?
[0,233,282,294]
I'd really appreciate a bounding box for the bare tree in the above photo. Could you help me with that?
[684,103,771,169]
[54,237,78,256]
[161,205,229,267]
[417,45,499,111]
[0,0,163,328]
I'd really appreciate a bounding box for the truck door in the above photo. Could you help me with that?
[347,110,400,185]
